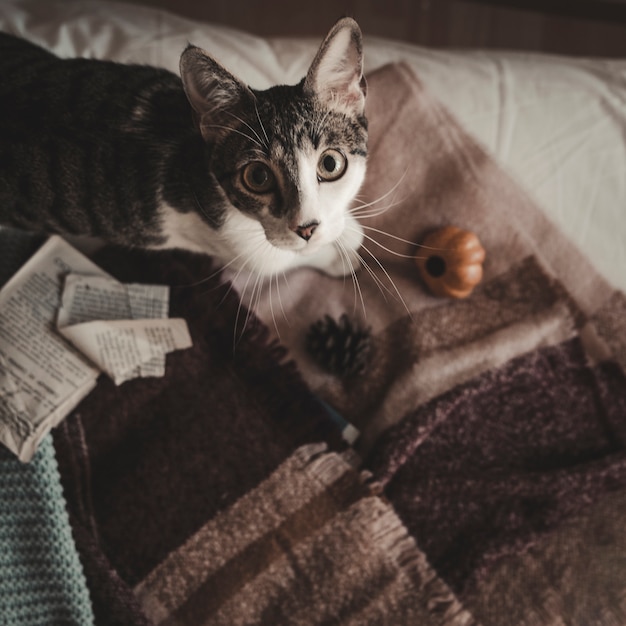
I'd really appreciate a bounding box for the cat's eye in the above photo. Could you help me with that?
[317,149,347,182]
[241,162,275,194]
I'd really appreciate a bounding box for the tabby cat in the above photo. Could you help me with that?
[0,18,367,277]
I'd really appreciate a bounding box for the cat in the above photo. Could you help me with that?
[0,18,368,278]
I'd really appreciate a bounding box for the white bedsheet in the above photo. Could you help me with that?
[2,0,624,289]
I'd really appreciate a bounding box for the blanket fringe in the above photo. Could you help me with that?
[365,500,478,626]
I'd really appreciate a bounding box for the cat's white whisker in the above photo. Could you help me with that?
[225,249,255,301]
[343,220,412,313]
[179,252,244,289]
[204,124,264,148]
[361,224,457,252]
[334,241,358,314]
[219,236,266,322]
[267,272,281,339]
[252,261,270,318]
[232,248,266,350]
[358,229,418,259]
[274,270,291,328]
[360,224,418,246]
[225,110,267,151]
[330,237,350,290]
[334,239,366,317]
[351,197,371,208]
[314,109,333,142]
[278,271,293,327]
[350,197,405,219]
[231,275,252,349]
[242,268,264,343]
[252,97,270,148]
[360,243,413,319]
[190,189,214,223]
[349,166,410,213]
[355,250,394,302]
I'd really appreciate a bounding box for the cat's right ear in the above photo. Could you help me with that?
[179,45,252,140]
[304,18,366,117]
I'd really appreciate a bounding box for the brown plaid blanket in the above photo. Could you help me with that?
[51,63,626,625]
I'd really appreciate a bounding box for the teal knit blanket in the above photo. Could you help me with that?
[0,229,94,625]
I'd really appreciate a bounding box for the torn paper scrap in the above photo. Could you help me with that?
[57,274,170,326]
[58,273,170,378]
[0,236,103,462]
[56,274,192,385]
[59,319,193,386]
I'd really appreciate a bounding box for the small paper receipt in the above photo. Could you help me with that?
[0,236,192,462]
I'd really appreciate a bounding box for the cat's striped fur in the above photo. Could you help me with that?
[0,19,368,277]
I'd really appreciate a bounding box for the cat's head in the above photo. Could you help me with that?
[173,18,367,276]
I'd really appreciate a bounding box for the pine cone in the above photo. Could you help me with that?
[306,313,372,377]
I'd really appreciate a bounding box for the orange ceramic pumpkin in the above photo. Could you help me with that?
[416,226,486,299]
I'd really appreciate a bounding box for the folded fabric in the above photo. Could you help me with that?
[466,487,626,625]
[366,337,626,592]
[135,443,475,626]
[0,435,95,625]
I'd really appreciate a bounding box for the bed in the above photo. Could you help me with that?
[1,1,626,624]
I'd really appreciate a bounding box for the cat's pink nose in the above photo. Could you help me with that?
[293,220,320,241]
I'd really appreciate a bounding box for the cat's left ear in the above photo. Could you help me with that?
[304,17,367,116]
[179,44,253,140]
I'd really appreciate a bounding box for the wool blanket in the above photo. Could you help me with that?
[0,437,95,625]
[4,61,622,624]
